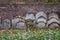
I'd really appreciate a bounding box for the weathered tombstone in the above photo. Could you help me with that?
[36,18,47,28]
[0,17,2,24]
[47,13,60,28]
[48,13,59,20]
[36,11,47,28]
[13,16,26,29]
[16,21,26,29]
[48,18,59,25]
[0,17,2,29]
[37,23,45,28]
[25,12,35,30]
[25,12,35,20]
[36,18,46,23]
[48,23,59,28]
[3,19,10,29]
[12,17,20,29]
[36,11,47,19]
[47,18,60,28]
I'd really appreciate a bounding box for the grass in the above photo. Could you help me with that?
[0,28,60,40]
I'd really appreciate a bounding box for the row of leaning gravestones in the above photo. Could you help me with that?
[0,11,60,29]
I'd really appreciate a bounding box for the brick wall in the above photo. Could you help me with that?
[0,4,60,19]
